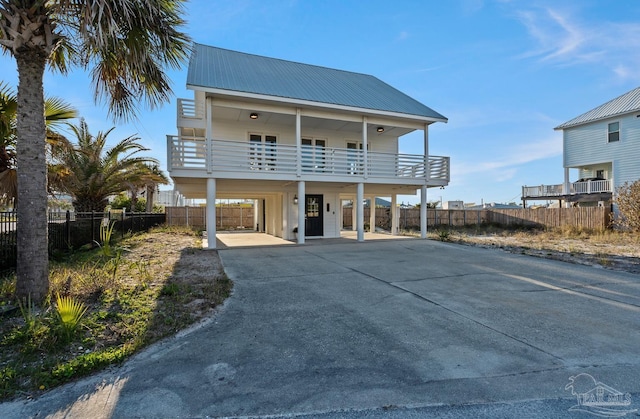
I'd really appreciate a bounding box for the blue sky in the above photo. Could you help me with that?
[2,0,640,206]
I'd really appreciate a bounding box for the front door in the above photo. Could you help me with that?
[305,195,323,237]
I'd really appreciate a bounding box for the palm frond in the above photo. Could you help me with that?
[45,96,78,127]
[56,120,164,211]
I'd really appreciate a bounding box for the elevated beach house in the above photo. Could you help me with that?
[522,87,640,207]
[167,44,449,248]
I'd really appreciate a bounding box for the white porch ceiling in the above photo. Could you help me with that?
[211,105,416,137]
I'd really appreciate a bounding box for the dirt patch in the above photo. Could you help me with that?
[119,231,230,330]
[451,231,640,274]
[0,229,232,401]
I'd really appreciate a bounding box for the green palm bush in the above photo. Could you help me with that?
[55,293,88,342]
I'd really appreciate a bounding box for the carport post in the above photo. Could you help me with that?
[420,184,427,238]
[369,195,376,232]
[206,178,217,249]
[357,183,364,242]
[297,181,305,244]
[391,194,398,235]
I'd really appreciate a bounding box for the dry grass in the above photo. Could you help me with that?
[428,225,640,273]
[0,226,232,401]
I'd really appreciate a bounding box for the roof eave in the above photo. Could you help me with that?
[187,84,448,125]
[554,109,640,130]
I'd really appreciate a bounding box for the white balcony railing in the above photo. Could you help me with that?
[167,136,450,183]
[177,99,204,120]
[571,179,611,194]
[522,179,612,198]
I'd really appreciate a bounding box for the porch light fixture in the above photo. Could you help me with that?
[250,113,259,119]
[293,194,298,205]
[376,126,384,133]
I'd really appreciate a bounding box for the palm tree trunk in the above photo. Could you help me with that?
[15,51,49,303]
[146,185,154,213]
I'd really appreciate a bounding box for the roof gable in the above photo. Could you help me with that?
[555,86,640,130]
[187,43,447,122]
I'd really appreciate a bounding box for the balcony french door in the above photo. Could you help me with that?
[346,141,367,175]
[302,138,326,173]
[249,134,277,170]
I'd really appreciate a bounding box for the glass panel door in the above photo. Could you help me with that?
[249,134,262,170]
[249,134,277,170]
[305,194,324,236]
[301,138,326,173]
[265,135,276,170]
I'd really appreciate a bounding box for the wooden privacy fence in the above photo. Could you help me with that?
[166,206,255,230]
[166,206,611,231]
[343,207,612,230]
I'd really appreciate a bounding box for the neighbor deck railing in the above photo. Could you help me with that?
[522,179,612,198]
[167,136,450,183]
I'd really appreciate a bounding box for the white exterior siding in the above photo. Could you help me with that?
[209,117,398,153]
[564,113,640,190]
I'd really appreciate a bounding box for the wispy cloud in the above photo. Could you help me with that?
[515,7,589,62]
[396,31,410,41]
[512,5,640,82]
[460,0,485,15]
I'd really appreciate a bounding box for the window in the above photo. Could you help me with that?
[608,122,619,142]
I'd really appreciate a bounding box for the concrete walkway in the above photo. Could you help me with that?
[212,231,411,249]
[2,239,639,418]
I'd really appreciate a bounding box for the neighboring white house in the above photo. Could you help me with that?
[167,44,450,248]
[522,86,640,206]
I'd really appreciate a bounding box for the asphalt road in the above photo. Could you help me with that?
[1,238,639,418]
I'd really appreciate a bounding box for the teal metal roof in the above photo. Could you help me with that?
[187,43,447,122]
[555,86,640,130]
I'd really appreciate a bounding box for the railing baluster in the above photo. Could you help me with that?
[167,136,449,182]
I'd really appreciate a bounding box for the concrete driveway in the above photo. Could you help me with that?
[2,238,639,418]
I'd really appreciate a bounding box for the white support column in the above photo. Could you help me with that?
[297,181,305,244]
[357,183,365,242]
[253,199,259,230]
[369,196,376,232]
[391,194,398,236]
[424,123,430,181]
[362,116,368,178]
[296,108,302,177]
[206,178,217,249]
[282,195,288,239]
[563,167,570,208]
[206,97,213,173]
[420,185,427,239]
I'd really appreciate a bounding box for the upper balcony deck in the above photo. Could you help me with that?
[167,136,450,186]
[522,179,612,201]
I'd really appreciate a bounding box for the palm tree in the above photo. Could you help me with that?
[143,164,169,212]
[50,120,164,212]
[0,1,190,301]
[0,82,77,206]
[0,82,17,206]
[124,163,169,213]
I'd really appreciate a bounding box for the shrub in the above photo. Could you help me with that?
[437,229,451,241]
[55,293,88,342]
[614,180,640,231]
